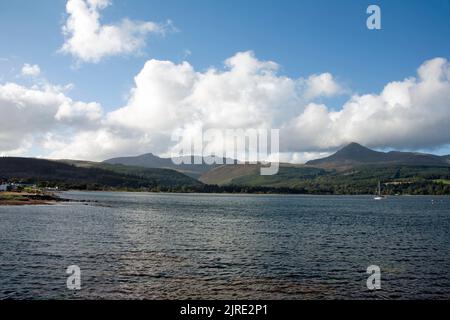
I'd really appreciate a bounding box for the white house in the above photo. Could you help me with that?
[0,183,10,192]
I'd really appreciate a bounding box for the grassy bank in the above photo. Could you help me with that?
[0,192,63,206]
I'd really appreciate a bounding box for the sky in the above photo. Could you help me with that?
[0,0,449,162]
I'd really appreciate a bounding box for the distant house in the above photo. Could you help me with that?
[0,183,10,192]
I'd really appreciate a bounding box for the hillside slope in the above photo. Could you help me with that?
[0,157,202,190]
[306,142,448,167]
[199,164,261,185]
[199,143,450,194]
[224,164,450,195]
[104,153,236,179]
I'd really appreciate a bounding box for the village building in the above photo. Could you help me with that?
[0,183,11,192]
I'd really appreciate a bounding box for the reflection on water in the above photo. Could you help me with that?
[0,192,449,299]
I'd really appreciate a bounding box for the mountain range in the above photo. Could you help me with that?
[1,143,449,194]
[194,143,450,194]
[306,142,450,167]
[0,157,201,191]
[104,153,236,179]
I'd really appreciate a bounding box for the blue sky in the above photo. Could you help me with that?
[0,0,449,160]
[1,0,449,108]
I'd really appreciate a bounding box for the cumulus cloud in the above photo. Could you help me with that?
[303,73,344,100]
[44,51,340,160]
[283,57,450,152]
[1,52,449,163]
[60,0,171,63]
[0,81,102,156]
[21,63,41,77]
[108,51,295,132]
[105,51,342,140]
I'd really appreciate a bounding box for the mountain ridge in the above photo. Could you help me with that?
[199,143,450,187]
[104,154,236,178]
[0,157,202,190]
[1,147,448,195]
[306,142,448,167]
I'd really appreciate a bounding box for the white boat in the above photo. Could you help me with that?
[374,181,385,200]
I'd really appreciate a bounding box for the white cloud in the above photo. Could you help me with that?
[0,81,102,156]
[43,51,306,160]
[283,57,450,152]
[55,101,102,123]
[1,52,449,163]
[303,73,343,100]
[60,0,171,63]
[21,63,41,77]
[268,151,332,164]
[44,53,450,162]
[108,51,295,132]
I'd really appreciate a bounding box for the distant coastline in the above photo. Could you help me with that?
[0,192,65,206]
[1,143,449,197]
[2,190,449,207]
[0,192,95,206]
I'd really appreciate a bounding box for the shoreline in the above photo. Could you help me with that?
[0,200,58,206]
[2,190,448,206]
[0,192,74,206]
[66,190,377,196]
[61,190,450,197]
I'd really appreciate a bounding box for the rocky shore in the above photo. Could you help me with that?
[0,192,72,206]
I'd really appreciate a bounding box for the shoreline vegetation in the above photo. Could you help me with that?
[0,192,66,206]
[33,176,450,196]
[0,191,97,206]
[1,188,449,207]
[3,179,448,197]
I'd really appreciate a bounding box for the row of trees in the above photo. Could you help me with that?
[31,180,450,195]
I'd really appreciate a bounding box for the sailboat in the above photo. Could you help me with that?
[374,181,385,200]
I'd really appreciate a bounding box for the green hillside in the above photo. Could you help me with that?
[61,160,203,187]
[226,165,450,195]
[198,143,450,195]
[0,157,202,191]
[103,153,235,179]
